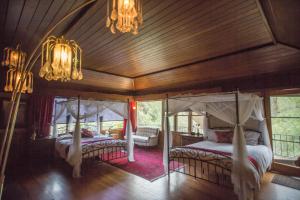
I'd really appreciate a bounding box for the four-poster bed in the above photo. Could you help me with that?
[53,97,135,177]
[163,91,273,200]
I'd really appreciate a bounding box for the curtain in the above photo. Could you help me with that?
[29,94,54,138]
[163,100,173,172]
[66,99,82,178]
[130,101,137,132]
[127,117,135,162]
[122,119,127,137]
[52,102,66,137]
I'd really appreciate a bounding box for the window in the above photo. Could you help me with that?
[102,121,124,131]
[271,96,300,165]
[177,112,189,132]
[168,116,175,131]
[191,112,205,134]
[173,111,206,134]
[51,98,124,136]
[137,101,162,129]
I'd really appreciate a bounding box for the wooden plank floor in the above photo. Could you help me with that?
[3,161,300,200]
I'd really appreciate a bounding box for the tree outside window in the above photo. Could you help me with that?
[137,101,162,129]
[271,96,300,165]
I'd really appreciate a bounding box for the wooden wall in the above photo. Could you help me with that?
[0,93,30,171]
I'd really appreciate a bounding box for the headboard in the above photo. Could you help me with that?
[208,115,261,132]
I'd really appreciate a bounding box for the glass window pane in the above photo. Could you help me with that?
[271,96,300,163]
[192,115,204,134]
[177,115,189,132]
[178,112,189,116]
[168,116,174,131]
[271,96,300,117]
[102,121,124,131]
[137,101,162,129]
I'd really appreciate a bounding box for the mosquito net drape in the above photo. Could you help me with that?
[163,92,272,200]
[54,99,134,178]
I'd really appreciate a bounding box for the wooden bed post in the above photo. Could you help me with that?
[166,94,170,177]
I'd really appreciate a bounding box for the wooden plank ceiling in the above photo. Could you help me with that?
[0,0,300,95]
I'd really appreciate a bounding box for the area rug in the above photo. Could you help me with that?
[103,146,182,181]
[271,174,300,190]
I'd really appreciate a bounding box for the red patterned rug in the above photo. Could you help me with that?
[104,146,181,181]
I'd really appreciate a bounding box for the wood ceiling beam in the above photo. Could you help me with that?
[133,44,300,93]
[36,69,135,94]
[133,43,274,79]
[255,0,277,44]
[36,88,133,102]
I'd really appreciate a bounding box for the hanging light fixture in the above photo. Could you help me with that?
[106,0,143,35]
[39,36,83,82]
[1,45,33,94]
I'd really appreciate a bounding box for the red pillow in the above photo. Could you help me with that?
[81,128,94,138]
[215,131,233,143]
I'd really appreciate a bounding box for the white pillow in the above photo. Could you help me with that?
[244,130,260,145]
[206,129,217,142]
[205,128,232,142]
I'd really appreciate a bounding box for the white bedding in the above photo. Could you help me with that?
[188,140,273,178]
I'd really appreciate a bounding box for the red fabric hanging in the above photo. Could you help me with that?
[130,101,137,132]
[122,119,127,138]
[29,94,54,138]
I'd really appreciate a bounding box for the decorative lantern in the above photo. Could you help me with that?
[1,45,33,93]
[39,36,83,82]
[106,0,143,35]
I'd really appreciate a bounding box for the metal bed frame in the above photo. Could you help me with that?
[168,149,232,187]
[80,142,128,171]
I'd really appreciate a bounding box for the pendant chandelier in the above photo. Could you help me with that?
[1,45,33,93]
[39,36,83,82]
[106,0,143,35]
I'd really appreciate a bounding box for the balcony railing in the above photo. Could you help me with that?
[272,134,300,159]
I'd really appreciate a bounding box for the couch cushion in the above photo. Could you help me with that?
[132,135,149,143]
[136,127,158,137]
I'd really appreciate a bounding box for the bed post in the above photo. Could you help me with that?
[166,94,170,177]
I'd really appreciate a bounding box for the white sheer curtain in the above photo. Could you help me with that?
[52,102,67,137]
[164,92,272,200]
[163,100,174,172]
[66,99,82,178]
[127,117,135,162]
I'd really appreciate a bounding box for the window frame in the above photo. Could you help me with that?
[173,111,205,134]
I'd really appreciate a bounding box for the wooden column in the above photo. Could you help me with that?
[263,91,273,150]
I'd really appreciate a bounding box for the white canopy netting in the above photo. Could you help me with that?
[53,98,134,177]
[163,92,272,200]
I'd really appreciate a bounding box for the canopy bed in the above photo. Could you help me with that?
[53,98,135,178]
[163,92,273,200]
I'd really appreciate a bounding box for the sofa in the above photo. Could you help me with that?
[132,127,159,147]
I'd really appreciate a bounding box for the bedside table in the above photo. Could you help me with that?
[28,137,56,164]
[181,134,204,146]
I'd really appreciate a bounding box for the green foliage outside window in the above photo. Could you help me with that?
[137,101,162,129]
[271,96,300,159]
